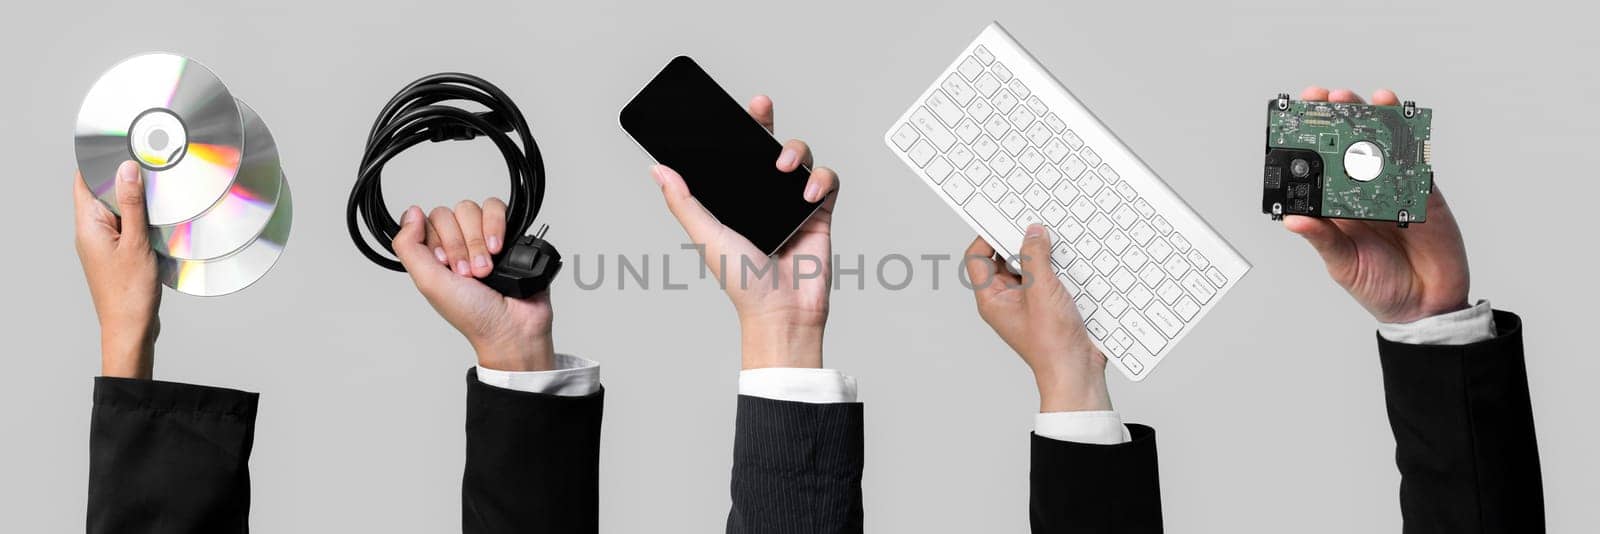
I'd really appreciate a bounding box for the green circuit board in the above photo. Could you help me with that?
[1262,96,1433,225]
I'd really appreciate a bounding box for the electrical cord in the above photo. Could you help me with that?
[348,72,561,297]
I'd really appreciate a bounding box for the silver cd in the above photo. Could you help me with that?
[159,179,292,296]
[75,53,244,226]
[151,100,282,260]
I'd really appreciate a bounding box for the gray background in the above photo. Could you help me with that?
[3,0,1595,531]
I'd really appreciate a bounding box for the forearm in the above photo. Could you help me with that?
[727,395,864,534]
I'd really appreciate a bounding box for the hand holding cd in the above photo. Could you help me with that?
[74,161,161,379]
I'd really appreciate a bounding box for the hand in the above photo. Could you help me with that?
[392,199,555,372]
[651,95,840,370]
[74,161,161,379]
[965,225,1111,412]
[1284,87,1471,324]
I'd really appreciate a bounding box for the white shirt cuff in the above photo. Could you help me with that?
[1035,410,1131,445]
[1378,299,1497,346]
[476,353,600,396]
[738,368,858,404]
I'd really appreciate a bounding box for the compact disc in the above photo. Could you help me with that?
[151,100,282,260]
[76,53,244,226]
[158,179,292,296]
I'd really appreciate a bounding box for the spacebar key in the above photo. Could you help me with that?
[965,200,1024,255]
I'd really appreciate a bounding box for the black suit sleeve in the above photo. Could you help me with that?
[1029,424,1162,533]
[726,395,864,534]
[461,368,605,534]
[1378,309,1543,533]
[87,377,259,534]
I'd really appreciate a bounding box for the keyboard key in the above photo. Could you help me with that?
[925,157,954,184]
[1036,163,1064,188]
[1103,293,1130,318]
[1076,235,1102,259]
[1091,251,1119,275]
[953,119,983,144]
[998,193,1025,217]
[1081,147,1102,167]
[1023,185,1050,209]
[1025,96,1047,116]
[1085,276,1112,300]
[1017,210,1043,231]
[1151,215,1173,235]
[1156,280,1184,305]
[982,114,1011,139]
[967,98,996,123]
[989,152,1017,176]
[1145,302,1185,338]
[1122,355,1144,375]
[1041,201,1067,225]
[1061,155,1088,180]
[1186,250,1210,270]
[1077,175,1103,196]
[1004,168,1031,192]
[907,140,937,166]
[972,73,1002,97]
[965,163,993,186]
[1024,122,1052,147]
[1007,79,1031,99]
[1127,284,1154,309]
[1051,181,1078,204]
[1068,197,1097,221]
[1085,317,1109,339]
[911,107,957,151]
[1098,164,1119,183]
[1138,264,1165,288]
[1042,138,1073,163]
[1067,259,1095,285]
[1173,296,1201,321]
[1056,216,1086,243]
[891,124,920,150]
[1121,311,1168,353]
[1109,268,1137,292]
[1044,113,1067,133]
[1205,267,1228,288]
[1106,329,1129,353]
[927,92,964,127]
[963,192,1023,247]
[1018,148,1045,172]
[1063,130,1085,149]
[1121,248,1150,272]
[1161,253,1191,277]
[1134,199,1155,218]
[1050,242,1077,269]
[1094,190,1121,213]
[990,89,1020,114]
[1103,230,1131,255]
[1007,106,1035,131]
[941,75,976,106]
[1114,180,1137,200]
[1128,222,1156,246]
[1170,233,1192,253]
[1111,205,1139,229]
[972,135,1000,159]
[1087,214,1114,238]
[973,45,994,64]
[991,62,1013,81]
[1181,272,1216,304]
[941,172,974,203]
[1000,131,1029,155]
[947,143,972,167]
[979,176,1008,202]
[957,56,985,80]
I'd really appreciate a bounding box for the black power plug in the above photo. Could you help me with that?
[483,226,562,298]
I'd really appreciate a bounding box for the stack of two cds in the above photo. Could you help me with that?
[75,53,292,296]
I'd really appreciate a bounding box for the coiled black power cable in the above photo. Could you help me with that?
[348,73,561,297]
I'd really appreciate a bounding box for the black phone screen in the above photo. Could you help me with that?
[620,56,822,255]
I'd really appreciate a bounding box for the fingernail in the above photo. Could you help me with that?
[117,162,139,183]
[649,165,666,186]
[1025,224,1045,237]
[434,247,448,263]
[403,206,420,224]
[456,260,470,275]
[804,182,820,202]
[777,149,797,169]
[487,235,500,252]
[473,255,489,268]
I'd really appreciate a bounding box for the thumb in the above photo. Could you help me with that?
[1017,224,1060,300]
[651,165,721,245]
[113,161,149,249]
[1283,215,1356,272]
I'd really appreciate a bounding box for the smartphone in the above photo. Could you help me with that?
[620,56,822,255]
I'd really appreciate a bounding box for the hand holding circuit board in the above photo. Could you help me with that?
[1277,87,1471,325]
[1264,87,1433,226]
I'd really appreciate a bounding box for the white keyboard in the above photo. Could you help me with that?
[884,22,1250,381]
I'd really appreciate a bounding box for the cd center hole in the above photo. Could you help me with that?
[148,129,170,151]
